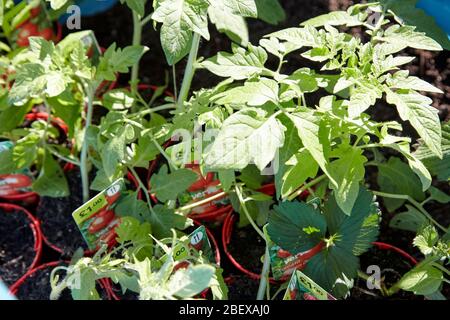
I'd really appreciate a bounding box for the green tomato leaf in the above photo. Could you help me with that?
[377,157,426,212]
[288,108,336,187]
[149,204,193,238]
[280,150,318,200]
[381,0,450,50]
[328,145,367,215]
[397,264,443,296]
[101,124,131,180]
[386,90,442,159]
[208,6,249,46]
[152,0,209,65]
[201,44,268,80]
[150,165,198,202]
[205,108,285,171]
[168,264,216,298]
[388,71,443,94]
[390,205,427,233]
[254,0,285,25]
[428,186,450,204]
[378,25,442,51]
[301,10,363,27]
[414,121,450,181]
[32,152,69,197]
[115,192,150,222]
[213,78,278,107]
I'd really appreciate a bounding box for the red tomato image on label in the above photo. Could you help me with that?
[98,228,118,247]
[88,209,115,234]
[303,293,318,300]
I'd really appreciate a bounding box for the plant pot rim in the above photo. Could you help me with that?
[371,241,418,266]
[0,190,39,205]
[0,203,43,292]
[222,211,279,283]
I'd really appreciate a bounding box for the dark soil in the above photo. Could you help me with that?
[352,246,422,300]
[36,170,87,258]
[0,208,35,286]
[15,263,72,300]
[225,223,284,300]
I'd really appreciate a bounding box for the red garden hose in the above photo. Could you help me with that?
[0,203,43,293]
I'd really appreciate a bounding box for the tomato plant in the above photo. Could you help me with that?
[0,0,448,301]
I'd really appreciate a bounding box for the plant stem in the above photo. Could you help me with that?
[257,245,271,300]
[129,167,156,216]
[235,185,265,239]
[152,137,178,171]
[372,191,448,233]
[172,65,178,102]
[287,175,327,201]
[140,14,153,27]
[46,146,80,166]
[80,85,95,203]
[177,32,201,110]
[131,10,142,94]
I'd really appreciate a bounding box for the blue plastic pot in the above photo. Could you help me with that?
[72,0,119,17]
[417,0,450,37]
[0,281,15,300]
[14,0,118,17]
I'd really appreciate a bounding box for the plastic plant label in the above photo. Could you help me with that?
[177,164,230,216]
[0,141,34,196]
[160,225,214,264]
[0,141,13,153]
[72,179,125,250]
[283,270,336,300]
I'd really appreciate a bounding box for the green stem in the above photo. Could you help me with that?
[257,245,271,300]
[152,137,178,171]
[129,167,156,216]
[287,175,327,201]
[130,104,176,118]
[372,191,447,233]
[177,32,201,110]
[46,146,80,166]
[131,10,142,94]
[235,185,265,239]
[80,85,95,203]
[140,14,153,27]
[431,262,450,278]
